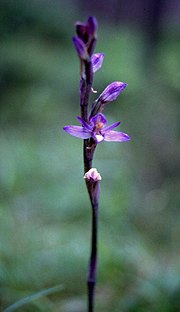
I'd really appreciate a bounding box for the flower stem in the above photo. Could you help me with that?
[86,179,100,312]
[80,60,93,122]
[83,138,96,173]
[87,199,98,312]
[80,57,99,312]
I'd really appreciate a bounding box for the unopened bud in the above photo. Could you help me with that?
[73,36,88,60]
[86,16,97,38]
[84,168,102,181]
[92,53,104,73]
[98,81,128,104]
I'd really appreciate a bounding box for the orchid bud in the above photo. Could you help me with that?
[76,17,97,44]
[84,168,102,181]
[92,53,104,73]
[75,17,97,58]
[86,16,97,38]
[73,36,88,60]
[76,23,88,43]
[98,81,128,104]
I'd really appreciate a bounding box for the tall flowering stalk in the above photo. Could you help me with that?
[63,17,130,312]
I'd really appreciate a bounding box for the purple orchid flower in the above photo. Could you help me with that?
[63,113,130,144]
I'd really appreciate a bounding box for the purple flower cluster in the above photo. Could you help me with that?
[64,18,130,145]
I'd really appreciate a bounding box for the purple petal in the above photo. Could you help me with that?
[98,81,128,104]
[102,121,121,132]
[72,36,88,60]
[103,130,131,142]
[87,16,98,36]
[63,125,91,139]
[92,53,104,72]
[77,116,92,130]
[90,113,108,127]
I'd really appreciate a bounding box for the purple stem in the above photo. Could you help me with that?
[86,182,99,312]
[80,57,99,312]
[87,204,98,312]
[81,59,97,174]
[80,60,93,122]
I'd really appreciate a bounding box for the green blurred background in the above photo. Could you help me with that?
[0,0,179,311]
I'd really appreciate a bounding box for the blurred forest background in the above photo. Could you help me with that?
[0,0,180,311]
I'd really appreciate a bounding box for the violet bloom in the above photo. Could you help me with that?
[63,113,130,144]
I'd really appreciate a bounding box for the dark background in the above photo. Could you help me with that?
[0,0,180,311]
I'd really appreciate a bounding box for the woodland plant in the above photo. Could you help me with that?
[63,16,130,312]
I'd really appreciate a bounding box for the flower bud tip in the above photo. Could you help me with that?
[84,168,102,181]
